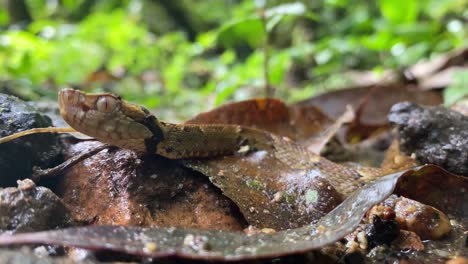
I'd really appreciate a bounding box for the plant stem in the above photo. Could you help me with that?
[260,10,273,98]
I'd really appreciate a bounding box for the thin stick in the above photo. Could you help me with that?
[260,10,273,98]
[32,143,111,181]
[0,127,77,144]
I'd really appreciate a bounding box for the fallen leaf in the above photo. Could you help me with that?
[295,85,442,125]
[304,105,354,153]
[0,166,463,261]
[187,98,333,142]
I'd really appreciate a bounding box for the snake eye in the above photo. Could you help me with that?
[96,96,118,113]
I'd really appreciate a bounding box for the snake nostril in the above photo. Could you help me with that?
[80,103,91,112]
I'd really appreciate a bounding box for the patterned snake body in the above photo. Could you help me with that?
[59,89,273,159]
[59,88,382,195]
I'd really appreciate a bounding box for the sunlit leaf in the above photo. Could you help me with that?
[196,31,217,49]
[265,2,307,17]
[220,50,236,64]
[424,0,467,19]
[266,14,283,32]
[217,17,265,48]
[325,0,349,7]
[264,2,315,31]
[269,51,291,85]
[254,0,267,9]
[379,0,419,24]
[444,71,468,106]
[0,6,8,25]
[360,31,395,51]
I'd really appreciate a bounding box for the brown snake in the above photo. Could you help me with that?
[57,88,394,195]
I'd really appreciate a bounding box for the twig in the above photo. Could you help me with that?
[0,126,107,181]
[0,127,77,144]
[31,143,111,182]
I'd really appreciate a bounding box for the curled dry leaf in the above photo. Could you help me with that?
[295,85,442,125]
[186,98,297,140]
[187,98,335,144]
[408,48,468,80]
[183,127,377,230]
[304,105,354,153]
[0,165,464,261]
[185,149,343,230]
[290,85,441,167]
[394,165,468,218]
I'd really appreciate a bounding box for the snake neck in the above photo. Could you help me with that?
[156,122,267,159]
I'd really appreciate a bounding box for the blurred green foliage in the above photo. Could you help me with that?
[0,0,466,119]
[444,71,468,106]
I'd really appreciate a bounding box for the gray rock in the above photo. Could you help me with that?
[389,102,468,176]
[0,94,62,186]
[0,179,71,233]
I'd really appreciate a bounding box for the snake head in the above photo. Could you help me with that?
[58,88,159,152]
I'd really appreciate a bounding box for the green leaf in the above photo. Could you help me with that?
[269,51,291,85]
[254,0,267,9]
[264,2,314,31]
[394,43,430,65]
[392,22,437,39]
[379,0,419,23]
[360,31,396,51]
[266,14,284,32]
[220,50,236,64]
[0,6,9,25]
[217,17,265,48]
[196,31,217,49]
[443,71,468,106]
[265,2,307,17]
[424,0,467,19]
[214,77,240,105]
[325,0,349,7]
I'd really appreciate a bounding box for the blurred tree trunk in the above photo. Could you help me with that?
[5,0,32,26]
[156,0,197,41]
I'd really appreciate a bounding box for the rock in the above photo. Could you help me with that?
[340,251,366,264]
[0,94,62,186]
[0,179,71,233]
[58,140,246,231]
[389,102,468,176]
[365,216,400,249]
[392,230,424,251]
[368,195,452,240]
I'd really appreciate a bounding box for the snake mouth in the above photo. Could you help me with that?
[58,88,153,152]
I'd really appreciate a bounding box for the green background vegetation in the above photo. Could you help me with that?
[0,0,466,120]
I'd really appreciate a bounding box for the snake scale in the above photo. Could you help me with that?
[58,88,389,195]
